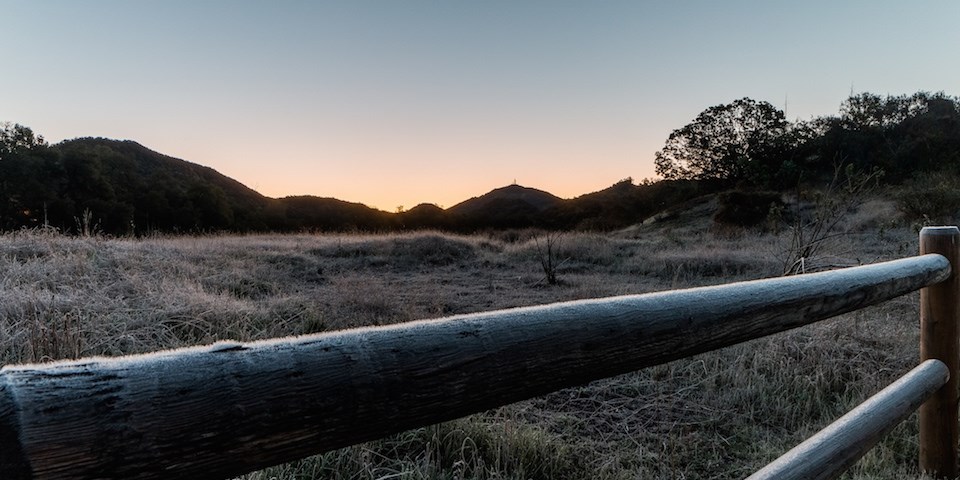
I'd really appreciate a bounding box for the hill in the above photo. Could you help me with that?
[398,203,449,230]
[545,178,720,230]
[0,125,737,235]
[448,184,564,216]
[446,184,565,230]
[271,196,393,231]
[55,138,272,232]
[1,136,396,234]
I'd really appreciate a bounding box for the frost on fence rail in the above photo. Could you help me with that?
[747,359,950,480]
[0,254,952,480]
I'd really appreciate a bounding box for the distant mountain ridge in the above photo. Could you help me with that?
[1,135,712,234]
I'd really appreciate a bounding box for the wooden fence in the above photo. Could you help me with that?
[1,226,959,480]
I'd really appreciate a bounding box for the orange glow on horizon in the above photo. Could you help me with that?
[208,146,661,212]
[246,168,660,212]
[157,126,663,213]
[6,1,959,220]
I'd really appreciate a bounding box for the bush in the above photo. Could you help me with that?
[389,233,478,266]
[896,170,960,224]
[713,190,784,228]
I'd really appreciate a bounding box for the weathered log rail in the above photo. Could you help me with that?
[747,359,950,480]
[0,227,958,479]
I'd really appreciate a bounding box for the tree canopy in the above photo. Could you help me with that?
[656,92,960,188]
[0,122,46,156]
[654,98,788,183]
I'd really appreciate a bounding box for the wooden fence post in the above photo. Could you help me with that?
[920,226,960,478]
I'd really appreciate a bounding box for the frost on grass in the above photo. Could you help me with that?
[0,215,930,479]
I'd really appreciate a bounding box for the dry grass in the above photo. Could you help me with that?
[0,204,938,479]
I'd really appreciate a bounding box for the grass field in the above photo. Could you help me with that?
[0,198,941,479]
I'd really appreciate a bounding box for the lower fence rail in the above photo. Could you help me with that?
[747,359,950,480]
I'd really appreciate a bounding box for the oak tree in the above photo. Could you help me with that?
[655,98,788,183]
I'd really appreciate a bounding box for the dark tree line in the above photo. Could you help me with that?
[0,127,708,235]
[0,133,266,234]
[2,91,958,235]
[655,91,960,189]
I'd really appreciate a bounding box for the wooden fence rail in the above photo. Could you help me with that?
[747,359,950,480]
[0,229,957,479]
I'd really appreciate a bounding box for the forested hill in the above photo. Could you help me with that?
[59,138,270,231]
[1,136,269,233]
[0,131,704,235]
[0,135,403,234]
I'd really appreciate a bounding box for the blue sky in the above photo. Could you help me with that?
[2,1,958,209]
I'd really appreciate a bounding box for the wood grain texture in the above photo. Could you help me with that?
[0,254,951,480]
[746,359,950,480]
[919,226,960,478]
[0,376,32,480]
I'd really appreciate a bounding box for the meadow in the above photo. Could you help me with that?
[0,197,938,479]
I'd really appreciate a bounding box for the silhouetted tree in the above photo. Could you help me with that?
[655,98,789,184]
[0,122,45,157]
[807,92,960,178]
[0,123,66,229]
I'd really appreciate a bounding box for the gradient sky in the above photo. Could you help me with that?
[3,1,959,210]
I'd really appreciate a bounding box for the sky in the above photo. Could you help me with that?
[2,1,959,211]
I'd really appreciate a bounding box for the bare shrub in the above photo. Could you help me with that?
[534,231,565,285]
[779,164,883,275]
